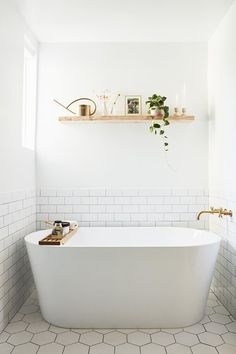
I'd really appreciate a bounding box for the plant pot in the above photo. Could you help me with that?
[150,108,164,118]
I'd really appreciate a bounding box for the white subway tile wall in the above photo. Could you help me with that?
[2,186,236,335]
[37,189,209,230]
[0,190,36,332]
[210,193,236,318]
[3,187,236,333]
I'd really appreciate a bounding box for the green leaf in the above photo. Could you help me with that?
[160,130,164,135]
[164,142,168,146]
[153,123,161,129]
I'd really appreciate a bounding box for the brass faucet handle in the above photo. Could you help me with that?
[197,207,233,220]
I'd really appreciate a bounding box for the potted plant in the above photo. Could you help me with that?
[146,94,170,151]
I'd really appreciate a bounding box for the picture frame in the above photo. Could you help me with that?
[125,96,142,115]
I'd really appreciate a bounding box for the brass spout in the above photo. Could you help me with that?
[197,210,212,220]
[197,207,233,220]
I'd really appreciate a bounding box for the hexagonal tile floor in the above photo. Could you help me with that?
[1,290,236,354]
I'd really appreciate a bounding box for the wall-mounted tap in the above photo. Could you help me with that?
[197,207,233,220]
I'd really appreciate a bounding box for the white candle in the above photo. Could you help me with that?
[182,83,186,107]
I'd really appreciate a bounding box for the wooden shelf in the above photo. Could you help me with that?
[59,115,195,123]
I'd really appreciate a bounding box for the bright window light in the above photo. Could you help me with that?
[22,36,37,150]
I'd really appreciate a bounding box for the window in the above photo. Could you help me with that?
[22,36,37,150]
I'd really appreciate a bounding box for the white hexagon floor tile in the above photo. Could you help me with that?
[104,331,126,345]
[115,343,140,354]
[31,331,56,345]
[166,343,192,354]
[205,307,215,315]
[24,312,43,323]
[0,342,14,354]
[227,322,236,333]
[207,299,219,307]
[198,332,224,346]
[214,305,230,315]
[11,342,39,354]
[37,343,64,354]
[209,314,232,324]
[192,343,218,354]
[141,343,166,354]
[79,331,103,345]
[128,331,151,345]
[56,331,79,345]
[199,315,211,325]
[0,331,10,343]
[208,292,217,300]
[49,325,68,334]
[184,323,205,334]
[5,321,28,333]
[19,304,38,315]
[27,320,50,333]
[222,332,236,345]
[175,331,199,346]
[63,343,89,354]
[217,344,236,354]
[89,343,114,354]
[151,332,175,346]
[204,322,228,334]
[8,331,33,345]
[10,313,24,323]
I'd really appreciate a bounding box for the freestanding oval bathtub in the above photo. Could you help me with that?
[25,227,220,328]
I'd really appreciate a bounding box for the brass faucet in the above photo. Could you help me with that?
[197,207,233,220]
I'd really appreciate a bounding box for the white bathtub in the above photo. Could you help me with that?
[25,227,220,328]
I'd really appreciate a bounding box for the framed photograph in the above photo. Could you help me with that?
[125,96,142,115]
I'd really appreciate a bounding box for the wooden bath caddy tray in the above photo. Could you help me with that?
[39,227,78,246]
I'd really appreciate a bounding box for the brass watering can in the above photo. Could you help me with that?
[54,97,97,116]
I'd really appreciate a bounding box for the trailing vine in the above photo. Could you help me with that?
[146,94,170,151]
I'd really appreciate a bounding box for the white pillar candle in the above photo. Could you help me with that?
[182,83,186,108]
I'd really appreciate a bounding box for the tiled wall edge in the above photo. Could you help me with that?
[209,195,236,319]
[0,189,36,332]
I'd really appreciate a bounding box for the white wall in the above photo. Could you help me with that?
[0,0,36,331]
[0,0,36,193]
[209,0,236,317]
[209,2,236,199]
[37,43,208,190]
